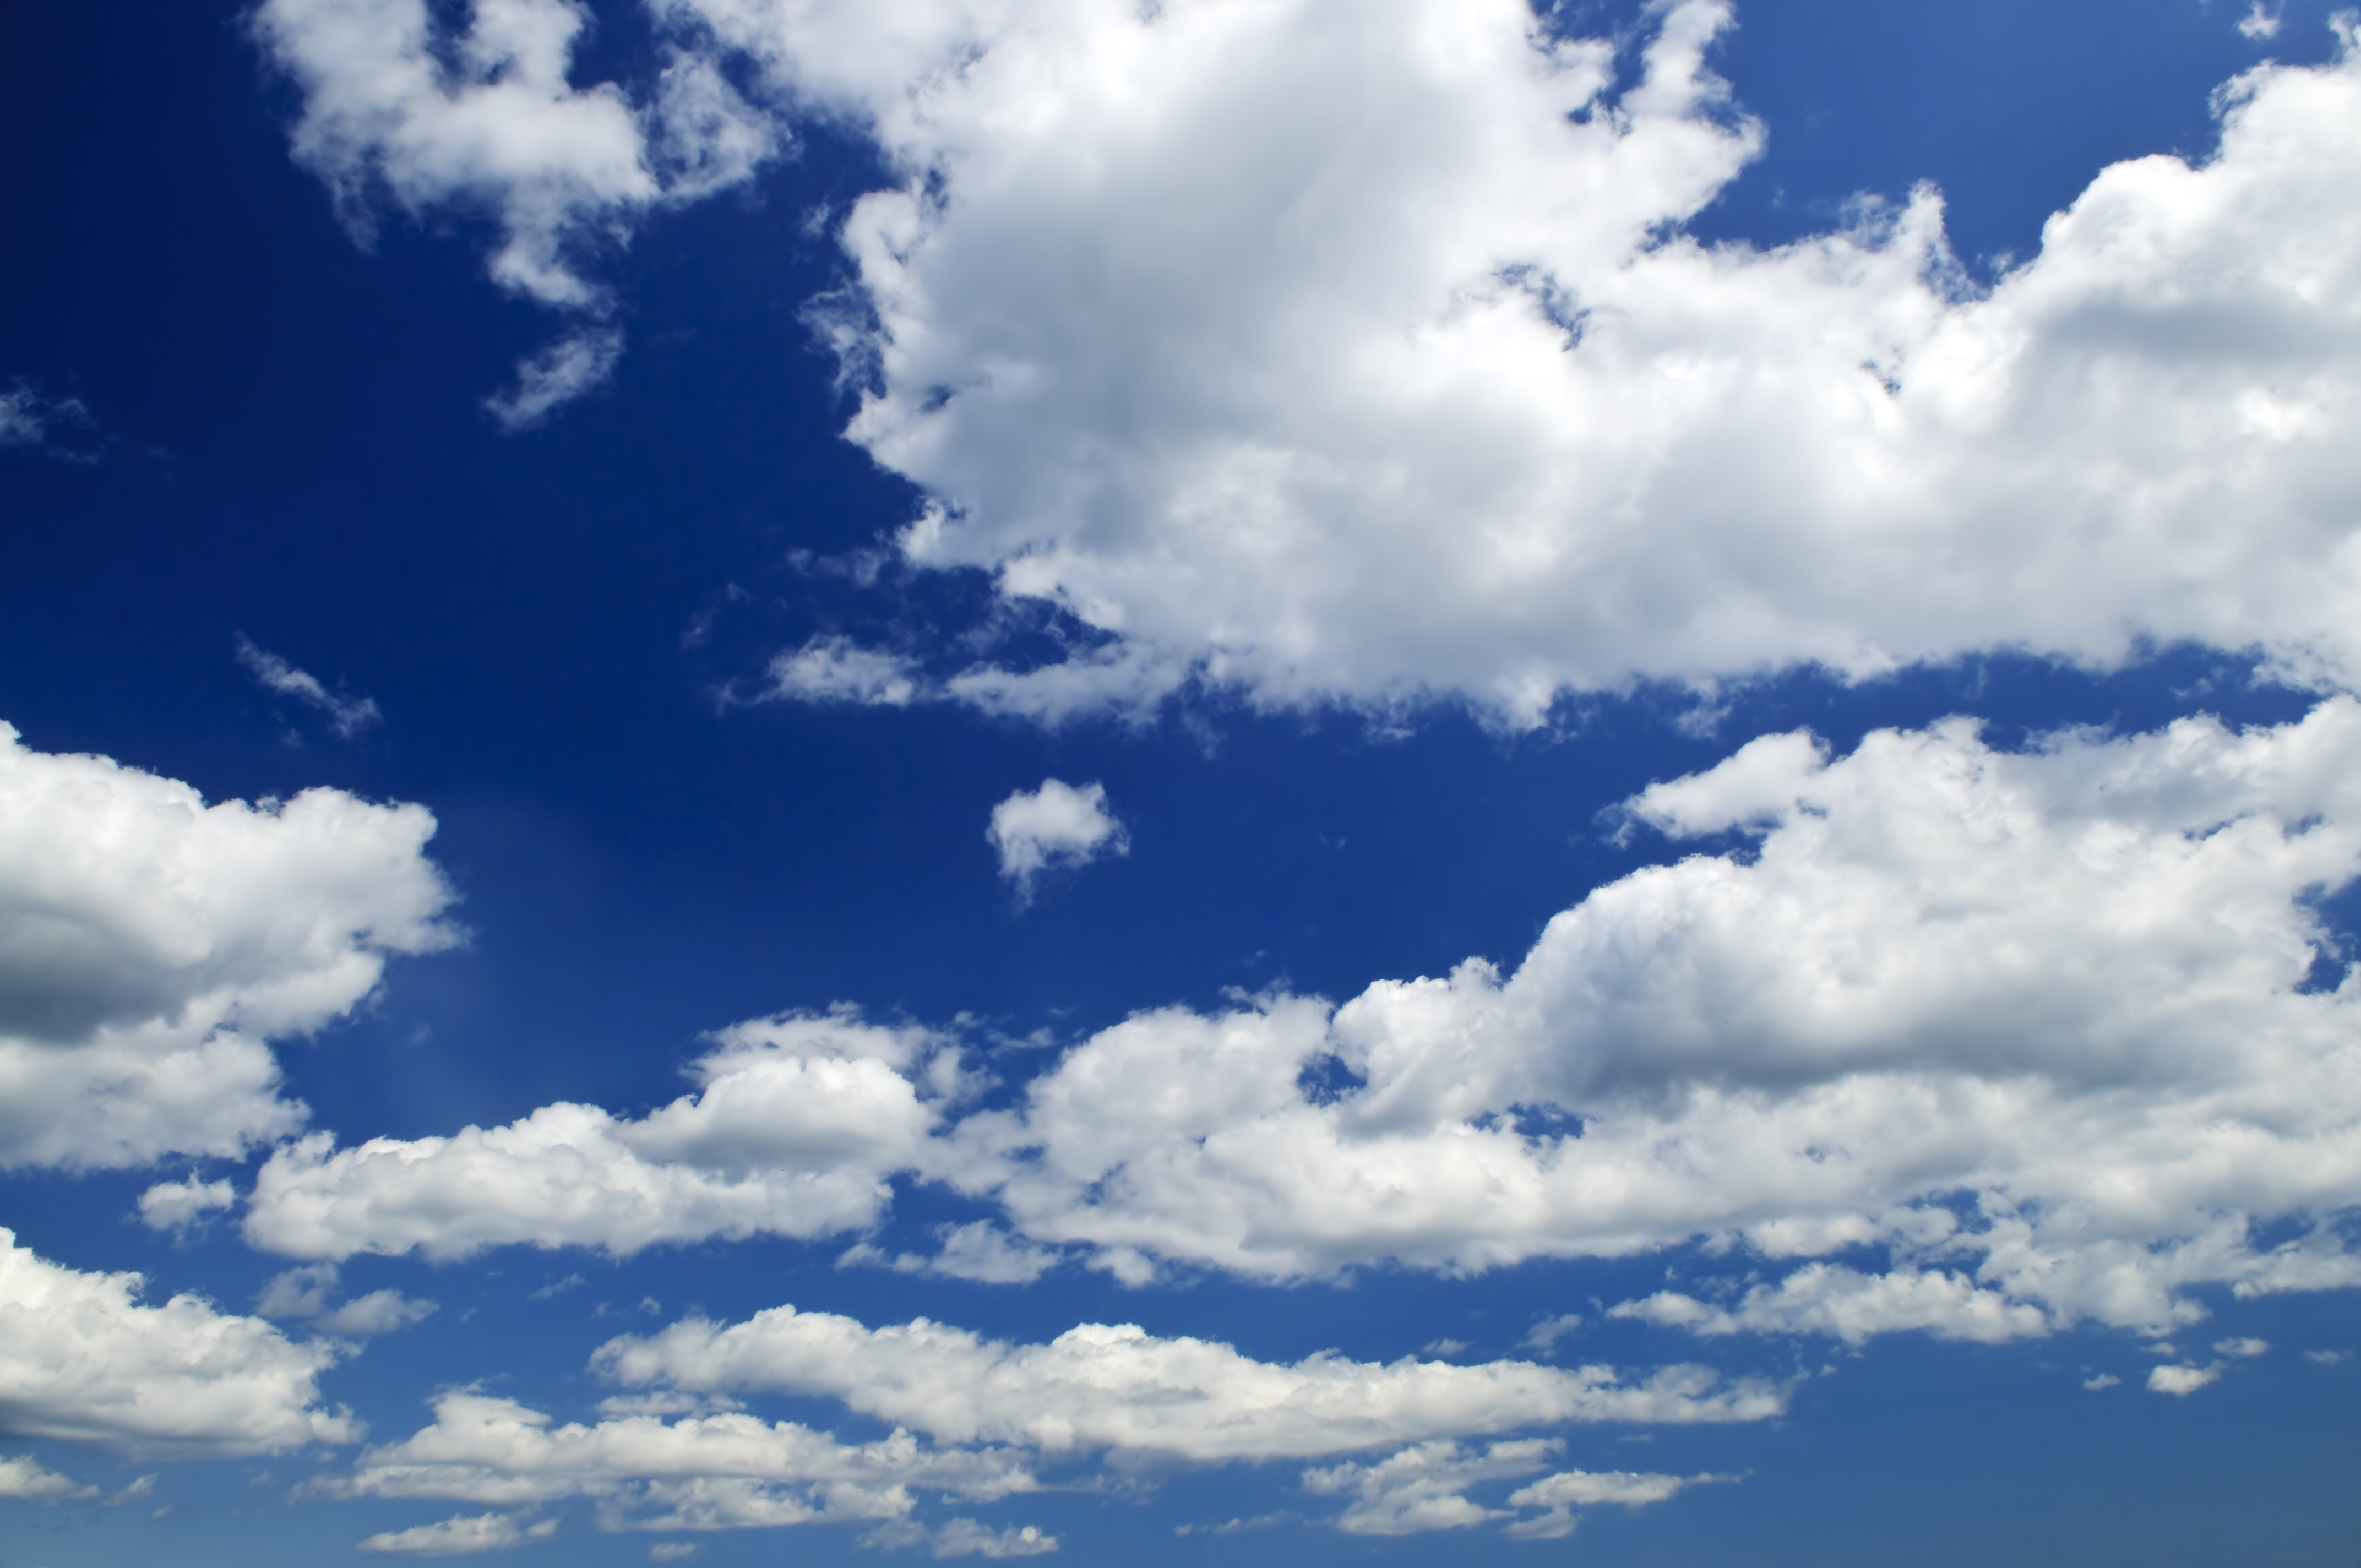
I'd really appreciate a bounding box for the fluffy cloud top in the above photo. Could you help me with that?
[237,699,2361,1340]
[649,0,2361,722]
[0,1227,356,1457]
[986,780,1126,903]
[934,699,2361,1332]
[315,1299,1767,1543]
[253,0,776,420]
[595,1307,1782,1460]
[0,721,456,1169]
[357,1511,559,1555]
[244,1011,967,1260]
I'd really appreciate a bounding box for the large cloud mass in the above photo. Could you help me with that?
[0,722,456,1169]
[244,701,2361,1340]
[656,0,2361,721]
[0,1227,356,1457]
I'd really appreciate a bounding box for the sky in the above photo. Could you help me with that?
[3,0,2360,1561]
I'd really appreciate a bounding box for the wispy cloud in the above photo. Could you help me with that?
[236,635,383,737]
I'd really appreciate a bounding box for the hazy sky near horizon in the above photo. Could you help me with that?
[4,1,2360,1561]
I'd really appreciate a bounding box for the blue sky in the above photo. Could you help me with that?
[4,0,2360,1561]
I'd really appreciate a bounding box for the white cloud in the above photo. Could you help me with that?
[325,1388,1037,1530]
[594,1306,1785,1461]
[137,1177,238,1231]
[651,0,2361,724]
[0,1226,356,1457]
[2238,3,2282,42]
[2083,1373,2121,1390]
[913,699,2361,1337]
[252,0,776,419]
[0,1453,97,1502]
[258,1262,440,1337]
[2303,1348,2349,1364]
[0,380,96,457]
[843,1222,1063,1285]
[0,722,457,1170]
[232,699,2361,1347]
[358,1511,559,1555]
[752,636,921,707]
[1302,1439,1554,1535]
[1609,1266,2052,1346]
[485,326,625,429]
[986,781,1126,903]
[2148,1363,2222,1396]
[2214,1336,2271,1358]
[236,635,384,737]
[243,1011,967,1260]
[864,1517,1059,1557]
[650,1545,698,1561]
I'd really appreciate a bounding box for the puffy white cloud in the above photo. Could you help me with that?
[1609,1265,2052,1346]
[923,699,2361,1336]
[0,1453,98,1502]
[986,780,1125,903]
[137,1177,238,1231]
[327,1388,1038,1532]
[236,635,384,737]
[1298,1439,1712,1539]
[0,722,456,1170]
[252,0,776,416]
[243,1011,969,1260]
[358,1511,559,1556]
[1502,1464,1717,1540]
[0,1227,356,1457]
[657,0,2361,723]
[752,636,922,707]
[594,1306,1784,1461]
[2148,1363,2221,1396]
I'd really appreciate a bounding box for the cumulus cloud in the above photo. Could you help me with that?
[358,1511,559,1555]
[910,699,2361,1337]
[0,1453,99,1502]
[594,1306,1783,1461]
[752,636,922,707]
[986,781,1126,904]
[236,635,384,737]
[643,0,2361,723]
[324,1387,1037,1533]
[317,1298,1763,1544]
[0,1227,356,1457]
[231,699,2361,1342]
[243,1010,970,1260]
[252,0,776,418]
[0,721,457,1170]
[2148,1363,2222,1396]
[1298,1439,1716,1538]
[137,1176,239,1231]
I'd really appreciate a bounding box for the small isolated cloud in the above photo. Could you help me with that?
[357,1512,557,1557]
[2238,2,2282,40]
[649,1545,697,1562]
[865,1517,1059,1558]
[236,635,383,737]
[2148,1364,2221,1397]
[987,780,1128,905]
[485,328,624,431]
[2304,1349,2351,1364]
[1522,1314,1585,1354]
[255,1263,436,1338]
[845,1222,1063,1285]
[0,1454,98,1502]
[137,1177,237,1232]
[0,380,97,459]
[2215,1337,2271,1359]
[755,635,922,707]
[2083,1373,2121,1391]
